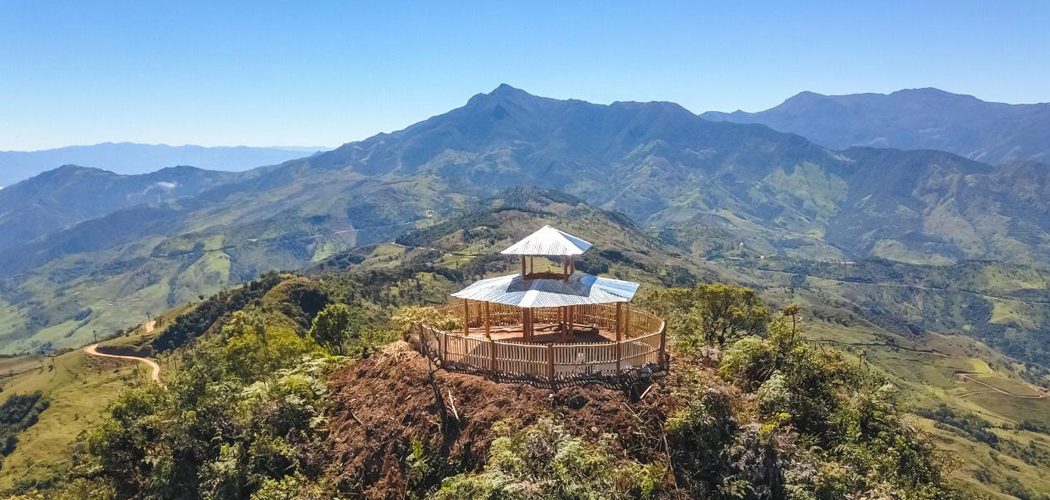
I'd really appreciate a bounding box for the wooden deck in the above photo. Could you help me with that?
[464,323,617,344]
[412,303,667,387]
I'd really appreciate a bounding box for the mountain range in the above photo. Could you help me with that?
[702,87,1050,164]
[0,142,323,188]
[3,84,1050,353]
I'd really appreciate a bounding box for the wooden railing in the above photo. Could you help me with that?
[410,302,666,385]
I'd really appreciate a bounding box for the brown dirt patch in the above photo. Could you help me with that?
[325,341,701,499]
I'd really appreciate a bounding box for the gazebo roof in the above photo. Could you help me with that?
[500,225,593,256]
[451,272,638,308]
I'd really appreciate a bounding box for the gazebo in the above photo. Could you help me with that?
[413,225,666,384]
[451,225,639,344]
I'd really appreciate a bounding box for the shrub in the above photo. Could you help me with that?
[434,419,665,500]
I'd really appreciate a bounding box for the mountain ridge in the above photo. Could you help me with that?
[6,85,1050,353]
[0,142,324,187]
[0,165,244,252]
[701,88,1050,163]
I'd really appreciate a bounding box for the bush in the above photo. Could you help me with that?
[434,419,665,500]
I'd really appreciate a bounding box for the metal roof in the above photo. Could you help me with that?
[500,225,593,256]
[451,272,639,308]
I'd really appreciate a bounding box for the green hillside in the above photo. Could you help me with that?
[4,193,1050,497]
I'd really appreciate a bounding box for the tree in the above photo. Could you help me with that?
[693,284,769,347]
[308,303,358,355]
[224,311,317,380]
[644,284,770,350]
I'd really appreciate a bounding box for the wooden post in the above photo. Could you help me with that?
[615,302,623,372]
[560,307,567,341]
[567,306,574,337]
[547,343,555,386]
[559,307,565,336]
[490,338,497,377]
[484,301,491,339]
[463,299,470,336]
[625,303,631,338]
[523,308,531,341]
[529,308,534,341]
[658,324,667,369]
[521,256,526,277]
[441,330,447,364]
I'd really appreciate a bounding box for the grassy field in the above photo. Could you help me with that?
[801,318,1050,498]
[0,348,151,492]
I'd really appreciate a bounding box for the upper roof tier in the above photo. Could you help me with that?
[500,225,593,256]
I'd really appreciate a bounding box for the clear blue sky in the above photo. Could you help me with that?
[2,0,1048,151]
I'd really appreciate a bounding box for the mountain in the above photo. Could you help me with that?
[7,85,1050,353]
[702,88,1050,164]
[0,165,245,251]
[0,142,323,187]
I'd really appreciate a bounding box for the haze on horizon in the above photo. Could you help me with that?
[1,0,1048,151]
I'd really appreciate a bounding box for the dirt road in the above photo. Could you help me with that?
[83,343,162,384]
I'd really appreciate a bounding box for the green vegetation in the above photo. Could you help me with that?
[0,349,147,493]
[0,392,48,470]
[654,294,962,499]
[643,284,769,349]
[80,305,341,498]
[434,419,663,500]
[152,272,285,353]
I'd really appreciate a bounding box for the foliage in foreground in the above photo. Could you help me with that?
[433,419,663,500]
[651,285,964,499]
[84,312,341,499]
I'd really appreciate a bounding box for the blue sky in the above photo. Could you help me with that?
[1,0,1048,150]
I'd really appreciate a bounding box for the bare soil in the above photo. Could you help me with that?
[324,341,701,499]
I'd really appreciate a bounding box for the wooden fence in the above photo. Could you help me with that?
[412,302,666,385]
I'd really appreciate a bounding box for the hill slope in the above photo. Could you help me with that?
[702,88,1050,164]
[0,165,244,251]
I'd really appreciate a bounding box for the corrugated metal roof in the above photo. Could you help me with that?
[500,225,593,256]
[451,272,639,308]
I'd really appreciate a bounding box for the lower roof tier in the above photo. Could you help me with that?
[451,271,639,308]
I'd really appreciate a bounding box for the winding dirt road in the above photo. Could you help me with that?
[83,343,162,384]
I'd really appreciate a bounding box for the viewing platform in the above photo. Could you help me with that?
[410,226,666,386]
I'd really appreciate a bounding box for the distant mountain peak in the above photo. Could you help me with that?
[702,87,1050,163]
[491,83,525,95]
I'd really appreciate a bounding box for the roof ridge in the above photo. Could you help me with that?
[500,225,593,256]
